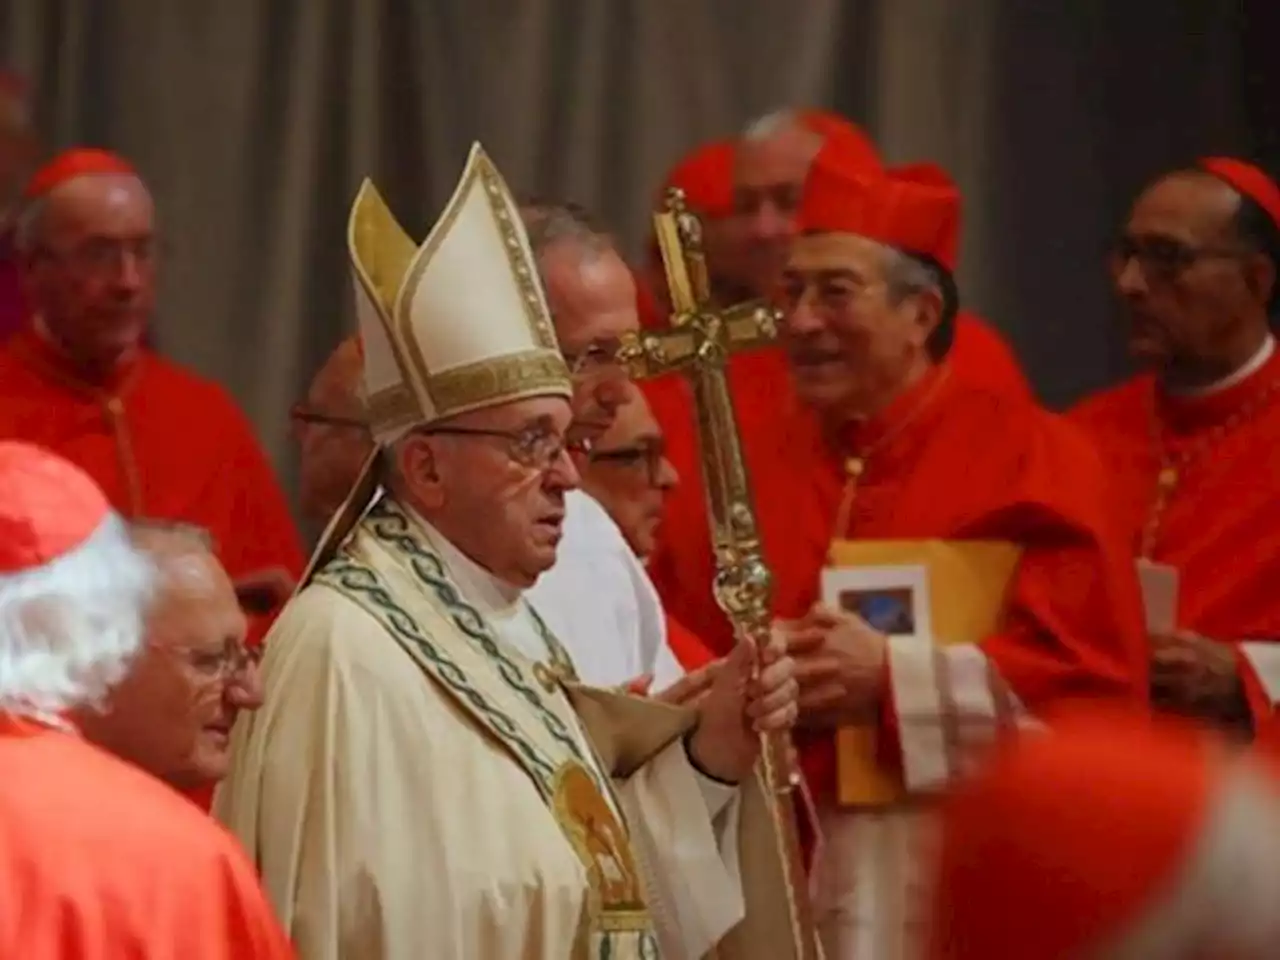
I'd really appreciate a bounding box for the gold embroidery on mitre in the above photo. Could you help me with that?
[475,161,559,352]
[551,762,649,932]
[426,350,571,420]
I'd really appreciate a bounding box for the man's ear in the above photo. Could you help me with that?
[395,433,444,508]
[1244,251,1276,314]
[911,286,944,349]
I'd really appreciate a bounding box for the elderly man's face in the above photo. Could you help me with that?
[1112,172,1272,377]
[77,538,257,791]
[539,241,637,446]
[294,338,373,524]
[22,173,155,371]
[580,384,677,558]
[779,232,937,419]
[403,395,579,587]
[734,125,822,298]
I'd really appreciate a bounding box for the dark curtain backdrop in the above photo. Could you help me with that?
[0,0,1262,508]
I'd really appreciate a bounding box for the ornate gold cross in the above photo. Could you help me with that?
[617,188,821,959]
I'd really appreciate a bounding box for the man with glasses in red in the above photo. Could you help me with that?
[0,148,305,664]
[1071,157,1280,740]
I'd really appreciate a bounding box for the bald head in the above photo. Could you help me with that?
[17,173,151,252]
[130,523,241,649]
[296,336,374,524]
[131,523,226,601]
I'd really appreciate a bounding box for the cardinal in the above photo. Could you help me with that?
[1070,156,1280,740]
[0,440,293,958]
[649,136,1146,959]
[0,149,305,807]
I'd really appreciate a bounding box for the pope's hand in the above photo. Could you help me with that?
[779,603,888,729]
[686,632,798,784]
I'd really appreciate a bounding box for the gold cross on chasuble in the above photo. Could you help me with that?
[614,188,822,959]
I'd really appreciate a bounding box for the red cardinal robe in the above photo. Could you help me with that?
[0,329,305,625]
[1069,344,1280,728]
[0,715,294,958]
[0,330,304,811]
[665,611,716,671]
[649,362,1148,801]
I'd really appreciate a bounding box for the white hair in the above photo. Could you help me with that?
[882,244,944,303]
[0,513,156,725]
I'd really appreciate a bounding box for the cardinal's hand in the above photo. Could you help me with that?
[777,603,888,730]
[1151,631,1251,734]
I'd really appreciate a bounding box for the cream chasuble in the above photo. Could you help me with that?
[215,496,799,960]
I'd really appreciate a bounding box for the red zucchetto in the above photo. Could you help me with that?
[0,441,110,573]
[1198,156,1280,230]
[22,147,138,200]
[798,141,961,272]
[660,139,736,218]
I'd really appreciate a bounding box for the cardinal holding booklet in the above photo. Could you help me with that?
[648,139,1148,958]
[1070,157,1280,741]
[0,149,305,633]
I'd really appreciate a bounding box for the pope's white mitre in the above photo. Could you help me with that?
[348,143,570,444]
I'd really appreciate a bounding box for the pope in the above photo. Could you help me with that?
[216,144,806,960]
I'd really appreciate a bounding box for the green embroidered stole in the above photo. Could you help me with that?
[314,497,660,960]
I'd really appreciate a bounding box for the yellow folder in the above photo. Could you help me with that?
[822,539,1022,807]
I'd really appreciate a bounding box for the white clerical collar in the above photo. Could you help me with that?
[401,503,555,665]
[404,505,525,614]
[1172,335,1275,398]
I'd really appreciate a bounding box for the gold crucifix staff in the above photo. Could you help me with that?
[616,188,822,959]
